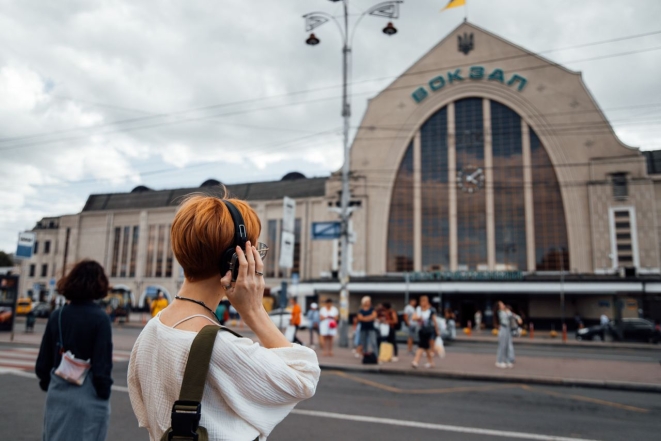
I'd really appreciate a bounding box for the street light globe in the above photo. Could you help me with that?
[382,22,397,36]
[306,33,320,45]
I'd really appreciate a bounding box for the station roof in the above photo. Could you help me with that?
[82,176,328,212]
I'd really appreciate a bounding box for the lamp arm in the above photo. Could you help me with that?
[349,0,403,46]
[303,11,346,43]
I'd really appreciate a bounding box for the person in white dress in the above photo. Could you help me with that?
[128,194,320,441]
[318,299,339,357]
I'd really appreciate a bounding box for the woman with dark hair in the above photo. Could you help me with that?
[36,259,113,441]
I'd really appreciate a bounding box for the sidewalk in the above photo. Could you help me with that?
[314,345,661,392]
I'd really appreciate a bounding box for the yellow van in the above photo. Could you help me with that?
[16,298,32,315]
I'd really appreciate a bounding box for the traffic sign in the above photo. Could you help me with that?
[311,222,341,240]
[16,232,36,259]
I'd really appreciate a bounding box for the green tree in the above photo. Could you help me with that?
[0,251,14,267]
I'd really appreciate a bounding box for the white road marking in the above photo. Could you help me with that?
[290,409,600,441]
[1,369,602,441]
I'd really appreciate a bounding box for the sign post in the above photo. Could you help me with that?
[279,196,296,278]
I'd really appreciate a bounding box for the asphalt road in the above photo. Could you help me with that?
[2,360,659,441]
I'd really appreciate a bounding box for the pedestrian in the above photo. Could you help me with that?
[474,309,482,331]
[319,298,339,357]
[574,313,583,330]
[128,194,319,441]
[382,302,399,362]
[496,301,515,368]
[36,260,113,441]
[306,302,320,348]
[404,298,417,355]
[411,295,439,368]
[149,291,168,318]
[357,296,377,357]
[215,297,228,325]
[600,313,610,341]
[289,297,303,345]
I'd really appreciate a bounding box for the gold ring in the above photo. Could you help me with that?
[255,271,264,276]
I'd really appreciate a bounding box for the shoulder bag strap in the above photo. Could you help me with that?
[166,325,256,441]
[57,306,65,354]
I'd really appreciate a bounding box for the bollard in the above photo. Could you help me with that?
[529,322,534,339]
[562,323,567,342]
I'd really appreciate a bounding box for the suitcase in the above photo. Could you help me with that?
[362,352,378,365]
[378,342,394,362]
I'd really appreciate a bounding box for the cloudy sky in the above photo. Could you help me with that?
[1,0,660,253]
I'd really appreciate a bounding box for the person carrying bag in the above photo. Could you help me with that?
[36,260,113,441]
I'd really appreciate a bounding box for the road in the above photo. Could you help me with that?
[0,359,659,441]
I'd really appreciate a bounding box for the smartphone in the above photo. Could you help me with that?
[229,253,240,282]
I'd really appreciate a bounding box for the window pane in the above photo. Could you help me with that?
[129,226,139,277]
[165,225,173,278]
[146,225,157,277]
[111,227,121,277]
[456,98,487,269]
[120,226,130,277]
[156,225,166,277]
[492,101,526,270]
[387,142,414,272]
[41,264,48,277]
[421,108,449,271]
[44,241,51,254]
[531,129,569,270]
[267,220,278,277]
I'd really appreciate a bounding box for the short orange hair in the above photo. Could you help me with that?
[171,194,261,280]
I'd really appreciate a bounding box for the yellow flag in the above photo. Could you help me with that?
[442,0,466,11]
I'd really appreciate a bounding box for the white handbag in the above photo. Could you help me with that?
[379,322,391,338]
[53,306,91,386]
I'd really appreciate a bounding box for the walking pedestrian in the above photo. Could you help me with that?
[128,194,319,441]
[474,309,482,331]
[600,313,610,341]
[411,295,439,368]
[496,301,515,368]
[357,296,377,357]
[306,302,320,348]
[382,302,399,362]
[319,299,339,356]
[36,260,113,441]
[149,291,168,318]
[404,298,417,355]
[289,297,303,345]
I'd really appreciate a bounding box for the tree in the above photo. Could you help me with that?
[0,251,14,267]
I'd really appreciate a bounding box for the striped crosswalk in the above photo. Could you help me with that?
[0,346,131,374]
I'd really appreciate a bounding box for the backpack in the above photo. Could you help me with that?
[362,352,378,365]
[160,325,258,441]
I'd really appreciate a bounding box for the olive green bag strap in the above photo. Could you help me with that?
[161,325,254,441]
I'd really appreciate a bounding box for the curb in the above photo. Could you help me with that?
[453,336,660,351]
[319,363,661,393]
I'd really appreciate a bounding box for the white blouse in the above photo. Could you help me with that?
[128,316,320,441]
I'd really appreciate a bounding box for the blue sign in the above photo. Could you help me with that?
[311,222,341,240]
[16,232,35,259]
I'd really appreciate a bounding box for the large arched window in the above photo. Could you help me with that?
[386,98,569,272]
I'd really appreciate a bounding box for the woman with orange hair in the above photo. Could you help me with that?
[128,193,320,441]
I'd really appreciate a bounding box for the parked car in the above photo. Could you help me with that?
[268,308,310,330]
[15,298,33,315]
[577,318,660,343]
[32,302,52,318]
[575,324,606,341]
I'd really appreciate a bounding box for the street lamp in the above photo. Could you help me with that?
[303,0,404,347]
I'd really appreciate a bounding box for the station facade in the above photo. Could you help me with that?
[19,22,661,327]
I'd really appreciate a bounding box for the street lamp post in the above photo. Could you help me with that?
[303,0,403,347]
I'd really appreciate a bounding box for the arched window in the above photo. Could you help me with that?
[386,98,569,272]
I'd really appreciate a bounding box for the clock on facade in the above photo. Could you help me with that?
[457,165,484,193]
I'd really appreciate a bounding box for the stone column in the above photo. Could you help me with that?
[448,102,458,271]
[522,121,536,271]
[413,130,422,271]
[483,98,496,270]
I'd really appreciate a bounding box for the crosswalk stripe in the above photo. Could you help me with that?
[0,347,130,371]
